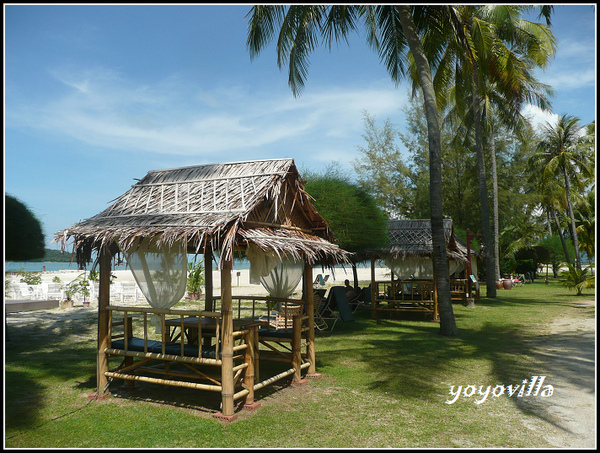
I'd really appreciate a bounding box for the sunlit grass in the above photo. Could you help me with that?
[5,279,594,448]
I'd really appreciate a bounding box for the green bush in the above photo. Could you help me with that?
[560,264,594,296]
[17,268,42,285]
[186,261,205,296]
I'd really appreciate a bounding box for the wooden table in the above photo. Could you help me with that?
[165,316,260,345]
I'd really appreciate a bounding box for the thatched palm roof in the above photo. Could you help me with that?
[380,219,469,262]
[55,158,350,268]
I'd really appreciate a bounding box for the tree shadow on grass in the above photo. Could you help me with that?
[4,371,47,432]
[326,300,594,435]
[5,310,98,434]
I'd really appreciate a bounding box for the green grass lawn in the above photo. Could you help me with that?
[4,279,594,448]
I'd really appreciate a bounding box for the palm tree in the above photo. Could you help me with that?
[574,187,595,262]
[426,5,556,296]
[246,5,458,335]
[533,115,594,270]
[538,179,574,266]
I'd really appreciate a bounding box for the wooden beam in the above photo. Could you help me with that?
[204,245,213,312]
[242,220,314,234]
[220,258,235,416]
[97,246,111,396]
[303,262,316,375]
[243,324,257,406]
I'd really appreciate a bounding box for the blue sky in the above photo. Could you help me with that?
[4,4,596,251]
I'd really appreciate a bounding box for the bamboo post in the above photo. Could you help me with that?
[292,315,302,382]
[123,312,135,391]
[243,324,257,407]
[371,258,377,321]
[204,245,213,312]
[96,246,111,396]
[254,318,260,383]
[218,258,235,418]
[303,262,317,375]
[433,274,440,321]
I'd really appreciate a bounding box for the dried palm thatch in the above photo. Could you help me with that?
[54,158,351,268]
[379,219,469,263]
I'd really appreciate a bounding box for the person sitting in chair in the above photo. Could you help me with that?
[344,279,358,300]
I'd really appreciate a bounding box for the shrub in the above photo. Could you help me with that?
[17,268,42,285]
[186,261,205,297]
[559,264,594,296]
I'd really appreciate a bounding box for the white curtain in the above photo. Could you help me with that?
[385,256,433,279]
[260,256,304,298]
[470,256,478,279]
[121,237,187,333]
[448,260,463,278]
[246,243,281,285]
[246,243,304,298]
[385,256,470,279]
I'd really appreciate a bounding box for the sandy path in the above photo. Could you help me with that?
[522,297,596,448]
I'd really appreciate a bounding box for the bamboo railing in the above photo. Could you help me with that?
[103,305,252,394]
[102,295,313,412]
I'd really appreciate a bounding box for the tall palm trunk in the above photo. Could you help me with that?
[397,5,457,336]
[552,208,571,265]
[489,124,500,281]
[471,64,497,297]
[562,167,582,269]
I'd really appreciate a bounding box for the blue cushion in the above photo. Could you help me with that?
[110,337,218,358]
[258,328,293,338]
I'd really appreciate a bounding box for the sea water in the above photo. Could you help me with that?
[4,256,253,273]
[5,257,375,273]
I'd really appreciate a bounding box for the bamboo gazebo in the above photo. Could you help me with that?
[55,158,349,421]
[369,219,477,321]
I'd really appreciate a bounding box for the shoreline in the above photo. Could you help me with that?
[5,266,392,301]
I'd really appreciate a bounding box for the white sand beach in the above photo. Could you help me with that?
[5,265,391,306]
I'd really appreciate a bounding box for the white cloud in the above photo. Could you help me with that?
[7,67,409,157]
[541,67,596,91]
[521,104,560,132]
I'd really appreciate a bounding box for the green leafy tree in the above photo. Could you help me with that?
[5,195,45,261]
[303,165,388,289]
[352,111,413,218]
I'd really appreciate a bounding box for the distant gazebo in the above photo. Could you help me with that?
[55,158,349,421]
[369,219,476,321]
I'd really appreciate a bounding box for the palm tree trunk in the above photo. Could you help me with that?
[552,208,571,265]
[471,64,497,297]
[489,123,500,281]
[352,260,359,290]
[397,5,456,336]
[563,167,582,269]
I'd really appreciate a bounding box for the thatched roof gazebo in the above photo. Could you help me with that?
[57,158,346,270]
[368,219,474,322]
[55,158,349,420]
[384,219,469,263]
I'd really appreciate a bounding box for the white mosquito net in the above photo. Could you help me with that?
[121,237,187,332]
[246,243,304,298]
[385,256,433,279]
[385,256,469,279]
